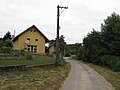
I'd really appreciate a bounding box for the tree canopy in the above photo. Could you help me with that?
[3,31,12,41]
[76,12,120,71]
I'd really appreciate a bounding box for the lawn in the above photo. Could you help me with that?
[0,61,71,90]
[0,54,55,66]
[79,60,120,90]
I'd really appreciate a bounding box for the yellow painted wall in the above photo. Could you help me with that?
[13,39,19,50]
[49,45,55,55]
[13,27,45,54]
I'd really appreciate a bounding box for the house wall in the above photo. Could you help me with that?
[49,45,55,55]
[13,39,19,50]
[13,27,45,54]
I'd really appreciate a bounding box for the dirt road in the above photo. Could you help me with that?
[60,60,114,90]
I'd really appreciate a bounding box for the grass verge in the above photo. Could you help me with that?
[0,61,71,90]
[78,60,120,90]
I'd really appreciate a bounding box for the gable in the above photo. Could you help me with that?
[13,25,49,43]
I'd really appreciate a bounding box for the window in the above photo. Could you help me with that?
[28,45,30,51]
[28,45,30,47]
[34,30,36,32]
[35,39,38,41]
[31,30,32,32]
[27,45,37,53]
[27,38,30,40]
[34,46,37,52]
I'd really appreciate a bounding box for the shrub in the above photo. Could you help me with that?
[5,39,13,47]
[99,55,120,71]
[65,53,71,57]
[12,50,20,56]
[59,59,68,66]
[0,47,12,54]
[20,49,26,56]
[114,61,120,71]
[26,52,33,60]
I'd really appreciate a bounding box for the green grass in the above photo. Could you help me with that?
[0,61,71,90]
[78,60,120,90]
[0,55,55,66]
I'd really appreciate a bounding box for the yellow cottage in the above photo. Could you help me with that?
[13,25,49,54]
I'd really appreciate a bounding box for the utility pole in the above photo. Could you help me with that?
[55,5,68,66]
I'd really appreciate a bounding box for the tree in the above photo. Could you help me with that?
[79,12,120,71]
[4,39,13,47]
[77,44,84,60]
[0,38,4,48]
[59,35,66,49]
[83,30,102,63]
[66,43,81,56]
[0,31,13,53]
[3,31,12,41]
[59,35,67,56]
[49,39,55,46]
[101,12,120,57]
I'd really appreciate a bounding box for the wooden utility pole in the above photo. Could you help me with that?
[55,5,68,66]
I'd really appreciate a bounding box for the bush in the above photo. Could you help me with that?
[77,45,84,60]
[59,59,68,66]
[65,53,71,57]
[5,39,13,47]
[0,47,12,54]
[99,55,120,71]
[26,52,33,60]
[12,50,20,56]
[114,61,120,71]
[20,49,26,56]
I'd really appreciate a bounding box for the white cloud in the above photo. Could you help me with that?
[0,0,120,44]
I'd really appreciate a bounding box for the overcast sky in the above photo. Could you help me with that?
[0,0,120,44]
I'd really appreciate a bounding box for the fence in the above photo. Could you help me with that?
[0,54,56,71]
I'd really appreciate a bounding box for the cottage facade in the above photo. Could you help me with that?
[13,25,49,54]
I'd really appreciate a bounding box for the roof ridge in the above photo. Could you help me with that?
[13,25,49,43]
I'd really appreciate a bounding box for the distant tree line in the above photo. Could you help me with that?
[76,12,120,71]
[64,43,80,57]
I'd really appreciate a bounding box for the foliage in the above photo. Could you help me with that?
[101,12,120,56]
[0,54,55,66]
[49,39,55,45]
[65,43,81,56]
[0,46,12,54]
[77,45,84,60]
[83,30,103,63]
[3,31,12,41]
[0,39,13,53]
[26,52,33,60]
[59,35,67,57]
[59,59,68,66]
[76,12,120,71]
[20,49,26,56]
[0,39,4,48]
[51,35,67,57]
[4,39,13,47]
[99,55,120,71]
[0,31,13,54]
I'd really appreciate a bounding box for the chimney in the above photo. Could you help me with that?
[12,30,15,40]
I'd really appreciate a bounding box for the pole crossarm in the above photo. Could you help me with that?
[59,6,68,9]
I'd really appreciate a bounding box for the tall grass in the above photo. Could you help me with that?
[0,62,71,90]
[0,54,55,66]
